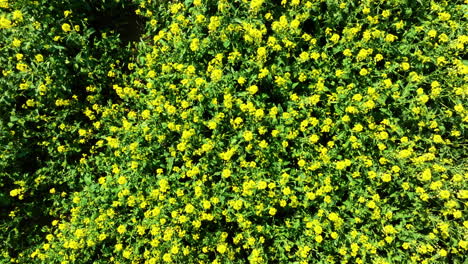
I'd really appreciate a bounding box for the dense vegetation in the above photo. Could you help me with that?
[1,0,467,263]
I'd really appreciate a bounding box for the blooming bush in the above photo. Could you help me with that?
[1,0,467,263]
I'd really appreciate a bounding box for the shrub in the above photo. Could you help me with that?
[1,0,467,263]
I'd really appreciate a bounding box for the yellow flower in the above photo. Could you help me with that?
[438,33,448,42]
[247,85,259,95]
[298,51,310,63]
[331,232,338,239]
[343,49,352,57]
[401,62,410,71]
[61,23,72,32]
[210,69,222,82]
[438,12,451,21]
[352,124,364,132]
[162,253,172,262]
[243,131,254,141]
[257,46,267,59]
[232,200,243,210]
[183,204,195,214]
[420,169,432,181]
[98,233,107,241]
[436,56,447,65]
[0,16,12,29]
[459,240,468,250]
[216,243,227,254]
[123,250,131,259]
[10,189,20,197]
[439,190,450,199]
[177,141,187,151]
[298,159,306,167]
[381,173,392,182]
[0,0,8,8]
[117,176,127,185]
[335,69,345,77]
[314,225,323,234]
[220,147,236,161]
[330,33,340,43]
[237,76,246,85]
[171,245,179,254]
[310,51,320,60]
[57,145,66,152]
[16,63,28,72]
[454,104,464,113]
[383,225,396,234]
[258,68,270,79]
[258,180,267,190]
[13,10,23,21]
[74,229,85,238]
[202,200,211,209]
[328,212,339,222]
[12,38,21,47]
[117,225,126,234]
[71,195,80,204]
[221,169,231,178]
[258,140,268,148]
[35,54,44,62]
[16,54,24,61]
[385,34,397,42]
[208,16,220,33]
[382,10,391,18]
[433,134,444,144]
[190,38,199,51]
[315,235,323,243]
[428,29,437,38]
[194,14,205,25]
[269,207,277,215]
[309,134,319,144]
[115,243,123,251]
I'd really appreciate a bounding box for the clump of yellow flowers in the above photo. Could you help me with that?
[1,0,467,263]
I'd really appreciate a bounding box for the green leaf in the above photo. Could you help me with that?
[166,157,174,173]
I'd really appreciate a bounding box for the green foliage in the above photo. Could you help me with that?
[1,0,467,263]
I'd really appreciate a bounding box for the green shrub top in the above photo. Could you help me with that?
[1,0,467,263]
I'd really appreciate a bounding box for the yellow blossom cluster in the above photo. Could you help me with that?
[1,0,467,263]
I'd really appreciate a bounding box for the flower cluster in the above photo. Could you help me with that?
[1,0,467,264]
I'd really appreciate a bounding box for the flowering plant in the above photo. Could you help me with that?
[1,0,467,263]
